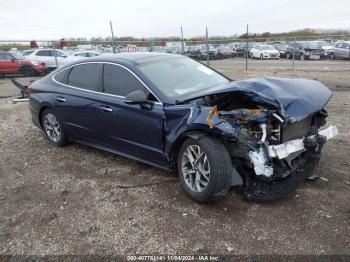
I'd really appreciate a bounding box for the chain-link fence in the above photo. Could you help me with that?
[1,32,350,81]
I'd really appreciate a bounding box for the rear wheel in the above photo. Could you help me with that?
[300,54,305,61]
[41,109,68,146]
[177,136,232,202]
[21,66,35,77]
[330,53,335,60]
[260,54,263,60]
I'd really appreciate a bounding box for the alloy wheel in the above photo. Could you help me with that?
[43,113,61,143]
[181,145,210,192]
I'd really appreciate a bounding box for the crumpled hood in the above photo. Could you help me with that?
[185,77,332,122]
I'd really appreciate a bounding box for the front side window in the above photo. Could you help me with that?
[137,57,230,101]
[67,63,100,92]
[102,64,155,101]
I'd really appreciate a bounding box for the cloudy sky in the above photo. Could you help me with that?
[0,0,349,40]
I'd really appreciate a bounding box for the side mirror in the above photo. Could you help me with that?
[124,90,149,104]
[11,58,16,62]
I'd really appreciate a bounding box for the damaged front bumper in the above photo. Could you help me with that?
[249,125,338,178]
[268,125,338,160]
[245,125,338,201]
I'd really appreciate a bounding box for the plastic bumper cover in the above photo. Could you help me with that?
[268,125,338,160]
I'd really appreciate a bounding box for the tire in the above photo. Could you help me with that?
[21,66,35,77]
[330,53,335,60]
[177,136,232,202]
[300,54,305,61]
[286,53,290,59]
[41,109,68,147]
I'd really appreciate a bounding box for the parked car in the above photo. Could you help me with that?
[235,43,258,57]
[312,41,334,58]
[0,51,47,77]
[285,41,323,60]
[272,42,289,58]
[73,51,100,57]
[198,44,218,60]
[29,53,337,202]
[25,49,78,70]
[330,41,350,60]
[149,46,168,53]
[250,44,280,59]
[137,47,150,52]
[216,46,236,59]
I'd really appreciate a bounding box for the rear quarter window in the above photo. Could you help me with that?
[67,63,101,92]
[53,68,70,84]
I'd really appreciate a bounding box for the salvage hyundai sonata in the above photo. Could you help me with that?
[29,53,338,202]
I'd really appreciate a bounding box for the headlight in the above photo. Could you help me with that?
[30,60,39,66]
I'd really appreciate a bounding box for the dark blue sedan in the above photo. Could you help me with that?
[29,52,338,202]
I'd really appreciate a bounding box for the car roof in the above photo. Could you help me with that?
[87,52,183,65]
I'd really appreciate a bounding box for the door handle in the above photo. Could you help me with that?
[99,105,113,112]
[56,97,66,102]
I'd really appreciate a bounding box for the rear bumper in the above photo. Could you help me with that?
[268,125,338,159]
[29,102,41,128]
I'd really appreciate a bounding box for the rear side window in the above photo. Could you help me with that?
[102,64,151,98]
[36,50,51,56]
[67,63,100,92]
[54,68,70,84]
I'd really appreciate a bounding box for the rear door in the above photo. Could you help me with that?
[97,63,166,166]
[34,50,56,68]
[53,62,104,142]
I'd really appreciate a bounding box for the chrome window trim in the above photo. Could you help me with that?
[51,61,163,105]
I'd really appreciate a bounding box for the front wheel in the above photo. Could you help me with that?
[41,109,68,146]
[330,53,335,60]
[177,136,232,202]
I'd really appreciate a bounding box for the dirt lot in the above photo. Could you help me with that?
[0,58,349,256]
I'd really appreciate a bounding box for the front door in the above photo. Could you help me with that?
[97,63,166,166]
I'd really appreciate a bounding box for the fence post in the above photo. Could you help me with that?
[110,20,116,54]
[245,24,248,70]
[53,41,58,69]
[292,37,296,70]
[181,26,185,55]
[206,26,210,66]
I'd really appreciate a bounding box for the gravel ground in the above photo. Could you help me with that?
[0,58,349,256]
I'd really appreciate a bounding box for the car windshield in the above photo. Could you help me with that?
[137,57,230,101]
[274,43,288,49]
[300,42,318,49]
[316,41,330,48]
[10,53,24,60]
[218,46,231,50]
[261,45,275,50]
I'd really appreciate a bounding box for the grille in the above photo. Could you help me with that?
[282,117,312,143]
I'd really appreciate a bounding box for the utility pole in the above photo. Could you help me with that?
[110,20,116,54]
[245,24,249,70]
[206,26,210,66]
[181,26,185,55]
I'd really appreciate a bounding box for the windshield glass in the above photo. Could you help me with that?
[261,45,275,50]
[138,57,230,101]
[10,53,24,60]
[315,41,330,48]
[300,42,318,49]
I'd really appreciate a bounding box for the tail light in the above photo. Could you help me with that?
[27,86,33,96]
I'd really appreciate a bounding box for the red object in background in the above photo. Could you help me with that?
[141,38,146,47]
[59,38,68,49]
[0,51,47,76]
[30,40,38,48]
[160,41,166,46]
